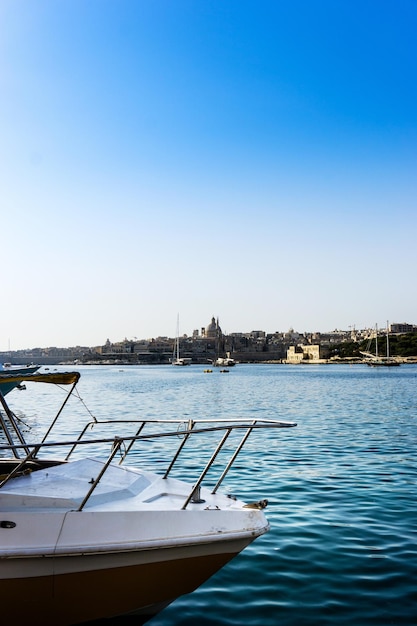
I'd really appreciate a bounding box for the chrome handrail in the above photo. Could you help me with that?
[0,419,296,509]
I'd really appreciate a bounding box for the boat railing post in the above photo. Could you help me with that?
[182,428,232,510]
[77,437,123,512]
[0,392,31,456]
[211,421,256,494]
[189,484,204,504]
[118,421,147,464]
[163,419,195,479]
[65,422,95,461]
[0,446,41,489]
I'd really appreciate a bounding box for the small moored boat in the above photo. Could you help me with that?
[171,317,192,366]
[214,356,236,367]
[0,363,40,395]
[361,322,400,367]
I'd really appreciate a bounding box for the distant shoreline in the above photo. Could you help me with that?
[37,358,417,367]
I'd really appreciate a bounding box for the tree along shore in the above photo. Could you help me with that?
[329,333,417,360]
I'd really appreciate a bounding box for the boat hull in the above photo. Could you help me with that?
[0,537,251,625]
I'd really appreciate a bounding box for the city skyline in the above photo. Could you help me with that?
[3,318,415,353]
[2,2,416,351]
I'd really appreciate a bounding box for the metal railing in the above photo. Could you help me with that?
[0,417,296,510]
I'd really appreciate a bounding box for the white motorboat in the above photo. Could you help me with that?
[0,371,296,625]
[214,356,236,367]
[0,362,40,395]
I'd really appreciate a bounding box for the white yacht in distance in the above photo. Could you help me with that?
[214,356,236,367]
[171,314,191,365]
[360,322,400,367]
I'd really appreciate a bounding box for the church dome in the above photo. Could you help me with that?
[206,316,221,338]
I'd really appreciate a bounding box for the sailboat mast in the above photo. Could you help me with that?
[176,315,180,361]
[386,320,390,358]
[375,324,378,358]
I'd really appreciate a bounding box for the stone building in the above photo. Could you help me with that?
[286,344,326,363]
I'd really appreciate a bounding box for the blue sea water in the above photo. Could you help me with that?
[7,364,417,625]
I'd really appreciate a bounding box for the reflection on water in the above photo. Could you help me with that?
[3,364,417,625]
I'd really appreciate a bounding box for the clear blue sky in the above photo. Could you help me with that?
[1,0,416,349]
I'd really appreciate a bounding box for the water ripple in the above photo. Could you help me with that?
[6,364,417,625]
